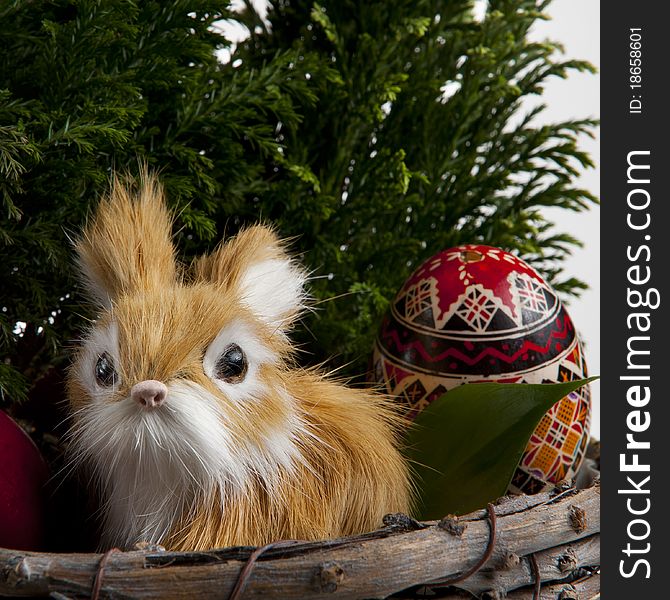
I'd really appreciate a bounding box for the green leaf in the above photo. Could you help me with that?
[406,378,597,519]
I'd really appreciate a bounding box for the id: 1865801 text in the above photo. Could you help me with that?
[629,28,642,114]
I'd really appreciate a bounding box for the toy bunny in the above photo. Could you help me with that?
[66,172,412,551]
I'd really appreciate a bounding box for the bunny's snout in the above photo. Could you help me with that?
[131,380,168,409]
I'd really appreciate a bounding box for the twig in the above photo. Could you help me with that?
[228,541,302,600]
[90,547,120,600]
[0,484,600,599]
[529,554,540,600]
[455,534,599,597]
[504,573,600,600]
[431,503,497,586]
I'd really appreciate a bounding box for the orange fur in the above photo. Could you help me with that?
[75,170,177,308]
[67,172,412,551]
[165,372,410,550]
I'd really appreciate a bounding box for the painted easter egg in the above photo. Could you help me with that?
[371,244,591,494]
[0,410,49,549]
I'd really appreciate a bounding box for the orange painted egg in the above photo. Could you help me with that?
[371,245,591,494]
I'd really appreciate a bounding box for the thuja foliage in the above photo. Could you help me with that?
[0,0,596,407]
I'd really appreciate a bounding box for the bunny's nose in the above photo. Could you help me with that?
[131,380,168,409]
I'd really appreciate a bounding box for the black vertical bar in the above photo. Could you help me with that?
[601,3,670,597]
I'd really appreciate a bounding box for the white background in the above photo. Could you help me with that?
[528,1,600,439]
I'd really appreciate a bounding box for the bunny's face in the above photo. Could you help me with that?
[67,175,310,547]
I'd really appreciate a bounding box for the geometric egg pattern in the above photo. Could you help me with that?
[371,244,591,494]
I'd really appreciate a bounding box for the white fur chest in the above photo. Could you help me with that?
[69,381,303,549]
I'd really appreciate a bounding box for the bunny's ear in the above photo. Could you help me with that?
[76,172,177,308]
[195,226,307,331]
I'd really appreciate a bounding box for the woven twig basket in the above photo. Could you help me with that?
[0,446,600,600]
[0,485,600,599]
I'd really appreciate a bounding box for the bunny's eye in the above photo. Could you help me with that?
[95,352,118,387]
[215,344,247,383]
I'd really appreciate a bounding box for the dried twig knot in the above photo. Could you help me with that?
[568,505,587,533]
[438,514,466,537]
[382,513,427,531]
[558,584,579,599]
[557,549,578,573]
[318,561,345,593]
[4,558,31,586]
[500,551,520,570]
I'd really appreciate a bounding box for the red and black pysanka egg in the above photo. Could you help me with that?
[371,244,591,494]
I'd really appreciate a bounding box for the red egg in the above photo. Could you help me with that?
[371,245,591,494]
[0,410,49,549]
